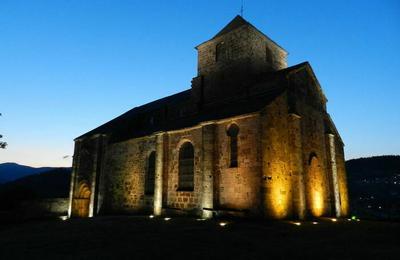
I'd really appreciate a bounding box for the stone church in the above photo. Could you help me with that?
[68,16,349,220]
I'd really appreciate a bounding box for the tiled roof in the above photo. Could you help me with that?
[76,63,311,143]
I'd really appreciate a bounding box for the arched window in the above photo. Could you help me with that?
[178,142,194,191]
[216,41,227,62]
[145,151,156,195]
[227,124,239,168]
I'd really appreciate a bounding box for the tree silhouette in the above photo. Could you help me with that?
[0,113,7,149]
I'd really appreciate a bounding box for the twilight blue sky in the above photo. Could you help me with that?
[1,0,399,167]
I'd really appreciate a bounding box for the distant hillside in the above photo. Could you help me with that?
[346,155,400,220]
[0,163,55,183]
[346,155,400,180]
[0,168,71,210]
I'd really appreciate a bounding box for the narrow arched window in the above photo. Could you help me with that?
[227,124,239,168]
[145,151,156,195]
[216,41,227,62]
[178,142,194,191]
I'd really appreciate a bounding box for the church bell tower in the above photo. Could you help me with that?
[192,15,288,106]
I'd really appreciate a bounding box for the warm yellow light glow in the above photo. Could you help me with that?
[164,217,171,221]
[219,222,228,227]
[307,156,329,218]
[311,191,324,217]
[292,222,301,226]
[269,182,291,219]
[331,218,337,222]
[149,215,154,219]
[312,222,318,225]
[59,216,68,221]
[196,218,206,221]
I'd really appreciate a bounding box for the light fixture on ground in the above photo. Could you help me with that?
[164,217,171,221]
[312,222,318,225]
[149,215,154,219]
[330,218,337,222]
[219,222,228,227]
[292,222,301,226]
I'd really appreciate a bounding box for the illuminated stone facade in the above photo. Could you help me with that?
[68,16,349,220]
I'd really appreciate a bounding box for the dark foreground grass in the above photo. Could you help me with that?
[0,216,399,259]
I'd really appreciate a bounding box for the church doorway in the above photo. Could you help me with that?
[73,182,91,217]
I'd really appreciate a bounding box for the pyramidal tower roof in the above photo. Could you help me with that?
[196,15,286,53]
[212,15,250,39]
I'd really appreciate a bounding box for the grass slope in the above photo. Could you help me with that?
[0,216,399,259]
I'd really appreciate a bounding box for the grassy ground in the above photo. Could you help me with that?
[0,216,399,259]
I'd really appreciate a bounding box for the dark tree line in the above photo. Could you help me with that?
[346,155,400,180]
[0,113,6,149]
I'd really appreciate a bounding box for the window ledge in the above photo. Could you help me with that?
[176,188,194,192]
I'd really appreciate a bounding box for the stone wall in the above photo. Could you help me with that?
[215,115,261,214]
[70,98,345,220]
[335,141,350,216]
[102,136,156,214]
[286,66,337,218]
[300,105,332,217]
[70,86,345,220]
[260,93,293,219]
[70,137,100,217]
[165,127,203,214]
[195,25,287,105]
[88,114,266,217]
[20,198,68,218]
[197,25,286,76]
